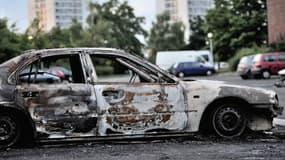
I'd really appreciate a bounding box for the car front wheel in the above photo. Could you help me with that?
[0,114,20,149]
[206,70,213,76]
[178,72,184,78]
[212,104,246,138]
[240,75,248,80]
[262,70,271,79]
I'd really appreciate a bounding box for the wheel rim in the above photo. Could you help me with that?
[262,71,270,78]
[213,106,246,138]
[178,72,184,78]
[0,116,18,145]
[206,70,212,76]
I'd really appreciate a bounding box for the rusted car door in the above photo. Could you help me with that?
[86,54,188,136]
[14,53,98,138]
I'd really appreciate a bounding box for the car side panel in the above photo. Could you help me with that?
[94,83,188,136]
[15,83,98,138]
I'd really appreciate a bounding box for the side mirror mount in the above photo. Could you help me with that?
[157,72,164,83]
[87,77,92,83]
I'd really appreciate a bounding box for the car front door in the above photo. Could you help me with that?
[14,52,98,138]
[87,53,188,136]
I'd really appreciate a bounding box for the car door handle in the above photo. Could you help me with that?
[22,91,39,98]
[102,90,125,104]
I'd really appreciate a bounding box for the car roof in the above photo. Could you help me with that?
[258,52,285,56]
[22,48,127,57]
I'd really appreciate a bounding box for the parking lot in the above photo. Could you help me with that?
[1,73,285,160]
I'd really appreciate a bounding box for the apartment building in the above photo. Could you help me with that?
[267,0,285,44]
[28,0,83,32]
[156,0,214,41]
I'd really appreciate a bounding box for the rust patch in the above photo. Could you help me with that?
[162,114,171,122]
[108,105,139,115]
[123,92,135,104]
[153,104,168,112]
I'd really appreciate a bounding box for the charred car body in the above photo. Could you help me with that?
[0,48,283,148]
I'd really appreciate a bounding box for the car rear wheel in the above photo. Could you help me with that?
[262,70,271,79]
[206,70,213,76]
[240,75,248,80]
[212,104,246,138]
[178,72,184,78]
[0,114,20,149]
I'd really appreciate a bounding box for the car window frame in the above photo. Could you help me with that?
[87,52,177,84]
[279,53,285,62]
[10,52,87,85]
[263,54,276,62]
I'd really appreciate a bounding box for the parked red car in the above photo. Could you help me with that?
[251,52,285,79]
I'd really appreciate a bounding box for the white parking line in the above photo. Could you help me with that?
[273,118,285,126]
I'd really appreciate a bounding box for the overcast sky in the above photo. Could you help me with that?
[0,0,156,33]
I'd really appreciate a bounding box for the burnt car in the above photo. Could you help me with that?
[0,48,283,149]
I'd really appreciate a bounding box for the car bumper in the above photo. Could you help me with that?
[237,70,248,76]
[236,68,251,76]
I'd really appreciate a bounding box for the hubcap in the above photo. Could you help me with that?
[0,117,17,141]
[0,127,5,134]
[263,71,270,78]
[178,72,184,78]
[206,70,212,76]
[221,113,239,131]
[213,105,246,138]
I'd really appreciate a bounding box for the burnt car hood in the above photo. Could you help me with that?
[180,80,277,105]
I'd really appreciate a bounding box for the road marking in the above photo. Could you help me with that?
[273,118,285,126]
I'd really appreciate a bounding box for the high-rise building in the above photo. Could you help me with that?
[267,0,285,44]
[156,0,214,42]
[28,0,83,32]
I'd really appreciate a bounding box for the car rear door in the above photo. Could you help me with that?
[14,51,98,138]
[87,53,188,136]
[263,54,279,74]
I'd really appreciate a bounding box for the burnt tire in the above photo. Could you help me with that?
[0,114,20,149]
[212,104,246,138]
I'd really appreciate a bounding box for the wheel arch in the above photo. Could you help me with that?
[199,96,250,132]
[0,105,36,144]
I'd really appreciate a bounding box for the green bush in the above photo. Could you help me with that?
[228,45,270,71]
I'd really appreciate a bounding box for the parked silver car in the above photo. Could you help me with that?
[0,48,283,149]
[237,55,255,79]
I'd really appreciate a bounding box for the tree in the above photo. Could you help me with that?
[204,0,267,61]
[86,0,147,55]
[147,12,186,51]
[47,27,73,48]
[0,18,21,62]
[184,16,207,50]
[22,18,50,50]
[69,20,85,46]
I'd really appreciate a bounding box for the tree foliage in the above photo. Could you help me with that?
[184,16,207,50]
[147,12,186,51]
[203,0,267,61]
[0,0,147,63]
[87,0,147,55]
[0,18,21,61]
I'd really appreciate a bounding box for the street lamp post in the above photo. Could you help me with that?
[207,32,214,67]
